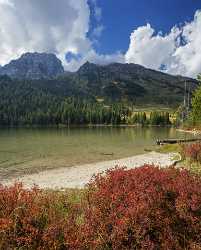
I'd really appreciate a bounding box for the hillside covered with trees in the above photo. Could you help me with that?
[0,53,198,126]
[0,75,172,126]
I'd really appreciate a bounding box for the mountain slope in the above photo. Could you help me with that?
[0,53,198,106]
[0,52,64,79]
[72,61,198,105]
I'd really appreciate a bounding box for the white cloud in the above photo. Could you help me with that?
[0,0,123,71]
[65,49,125,71]
[88,0,104,43]
[125,24,180,70]
[0,0,91,67]
[92,25,104,38]
[90,0,102,22]
[0,0,200,77]
[125,10,201,77]
[170,11,201,77]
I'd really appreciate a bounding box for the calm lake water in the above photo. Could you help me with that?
[0,127,193,180]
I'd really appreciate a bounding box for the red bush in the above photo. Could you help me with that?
[182,143,201,163]
[0,183,82,250]
[1,166,201,249]
[83,166,201,249]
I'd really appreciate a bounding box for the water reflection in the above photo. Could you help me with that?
[0,127,194,179]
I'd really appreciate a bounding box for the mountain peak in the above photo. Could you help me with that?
[0,52,64,79]
[78,61,98,73]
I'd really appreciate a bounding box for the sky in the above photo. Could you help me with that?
[0,0,201,77]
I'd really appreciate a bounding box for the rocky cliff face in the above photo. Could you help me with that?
[0,52,64,79]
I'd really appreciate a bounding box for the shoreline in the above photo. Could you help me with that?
[1,152,179,189]
[177,128,201,135]
[0,124,173,129]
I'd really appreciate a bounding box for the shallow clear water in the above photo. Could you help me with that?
[0,127,193,180]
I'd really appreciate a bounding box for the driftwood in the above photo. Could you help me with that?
[156,138,201,145]
[101,153,114,156]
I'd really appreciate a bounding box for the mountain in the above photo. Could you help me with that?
[0,53,198,106]
[72,61,198,105]
[0,52,64,79]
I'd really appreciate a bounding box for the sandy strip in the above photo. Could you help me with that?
[2,152,178,189]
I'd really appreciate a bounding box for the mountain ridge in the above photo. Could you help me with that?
[0,52,198,106]
[0,52,64,79]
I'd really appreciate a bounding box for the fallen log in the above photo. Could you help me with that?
[100,152,114,156]
[156,138,201,145]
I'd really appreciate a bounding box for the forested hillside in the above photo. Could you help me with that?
[0,76,128,125]
[74,62,198,105]
[0,53,198,126]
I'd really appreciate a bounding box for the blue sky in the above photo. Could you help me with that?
[89,0,201,54]
[0,0,201,77]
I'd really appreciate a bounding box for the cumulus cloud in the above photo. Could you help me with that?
[171,11,201,77]
[0,0,123,71]
[65,49,125,71]
[90,0,102,22]
[0,0,93,68]
[92,24,104,38]
[125,24,180,70]
[88,0,105,44]
[125,10,201,77]
[0,0,200,77]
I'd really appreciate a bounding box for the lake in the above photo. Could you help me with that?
[0,127,193,181]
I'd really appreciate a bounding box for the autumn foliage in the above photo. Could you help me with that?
[0,183,83,249]
[1,166,201,249]
[181,142,201,163]
[84,166,201,249]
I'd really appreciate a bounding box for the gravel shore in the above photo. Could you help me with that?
[2,152,179,189]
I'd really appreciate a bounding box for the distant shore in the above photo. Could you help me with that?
[0,123,174,129]
[2,152,179,189]
[177,128,201,135]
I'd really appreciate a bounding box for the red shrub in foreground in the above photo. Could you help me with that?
[1,166,201,249]
[83,166,201,249]
[0,183,83,250]
[182,142,201,163]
